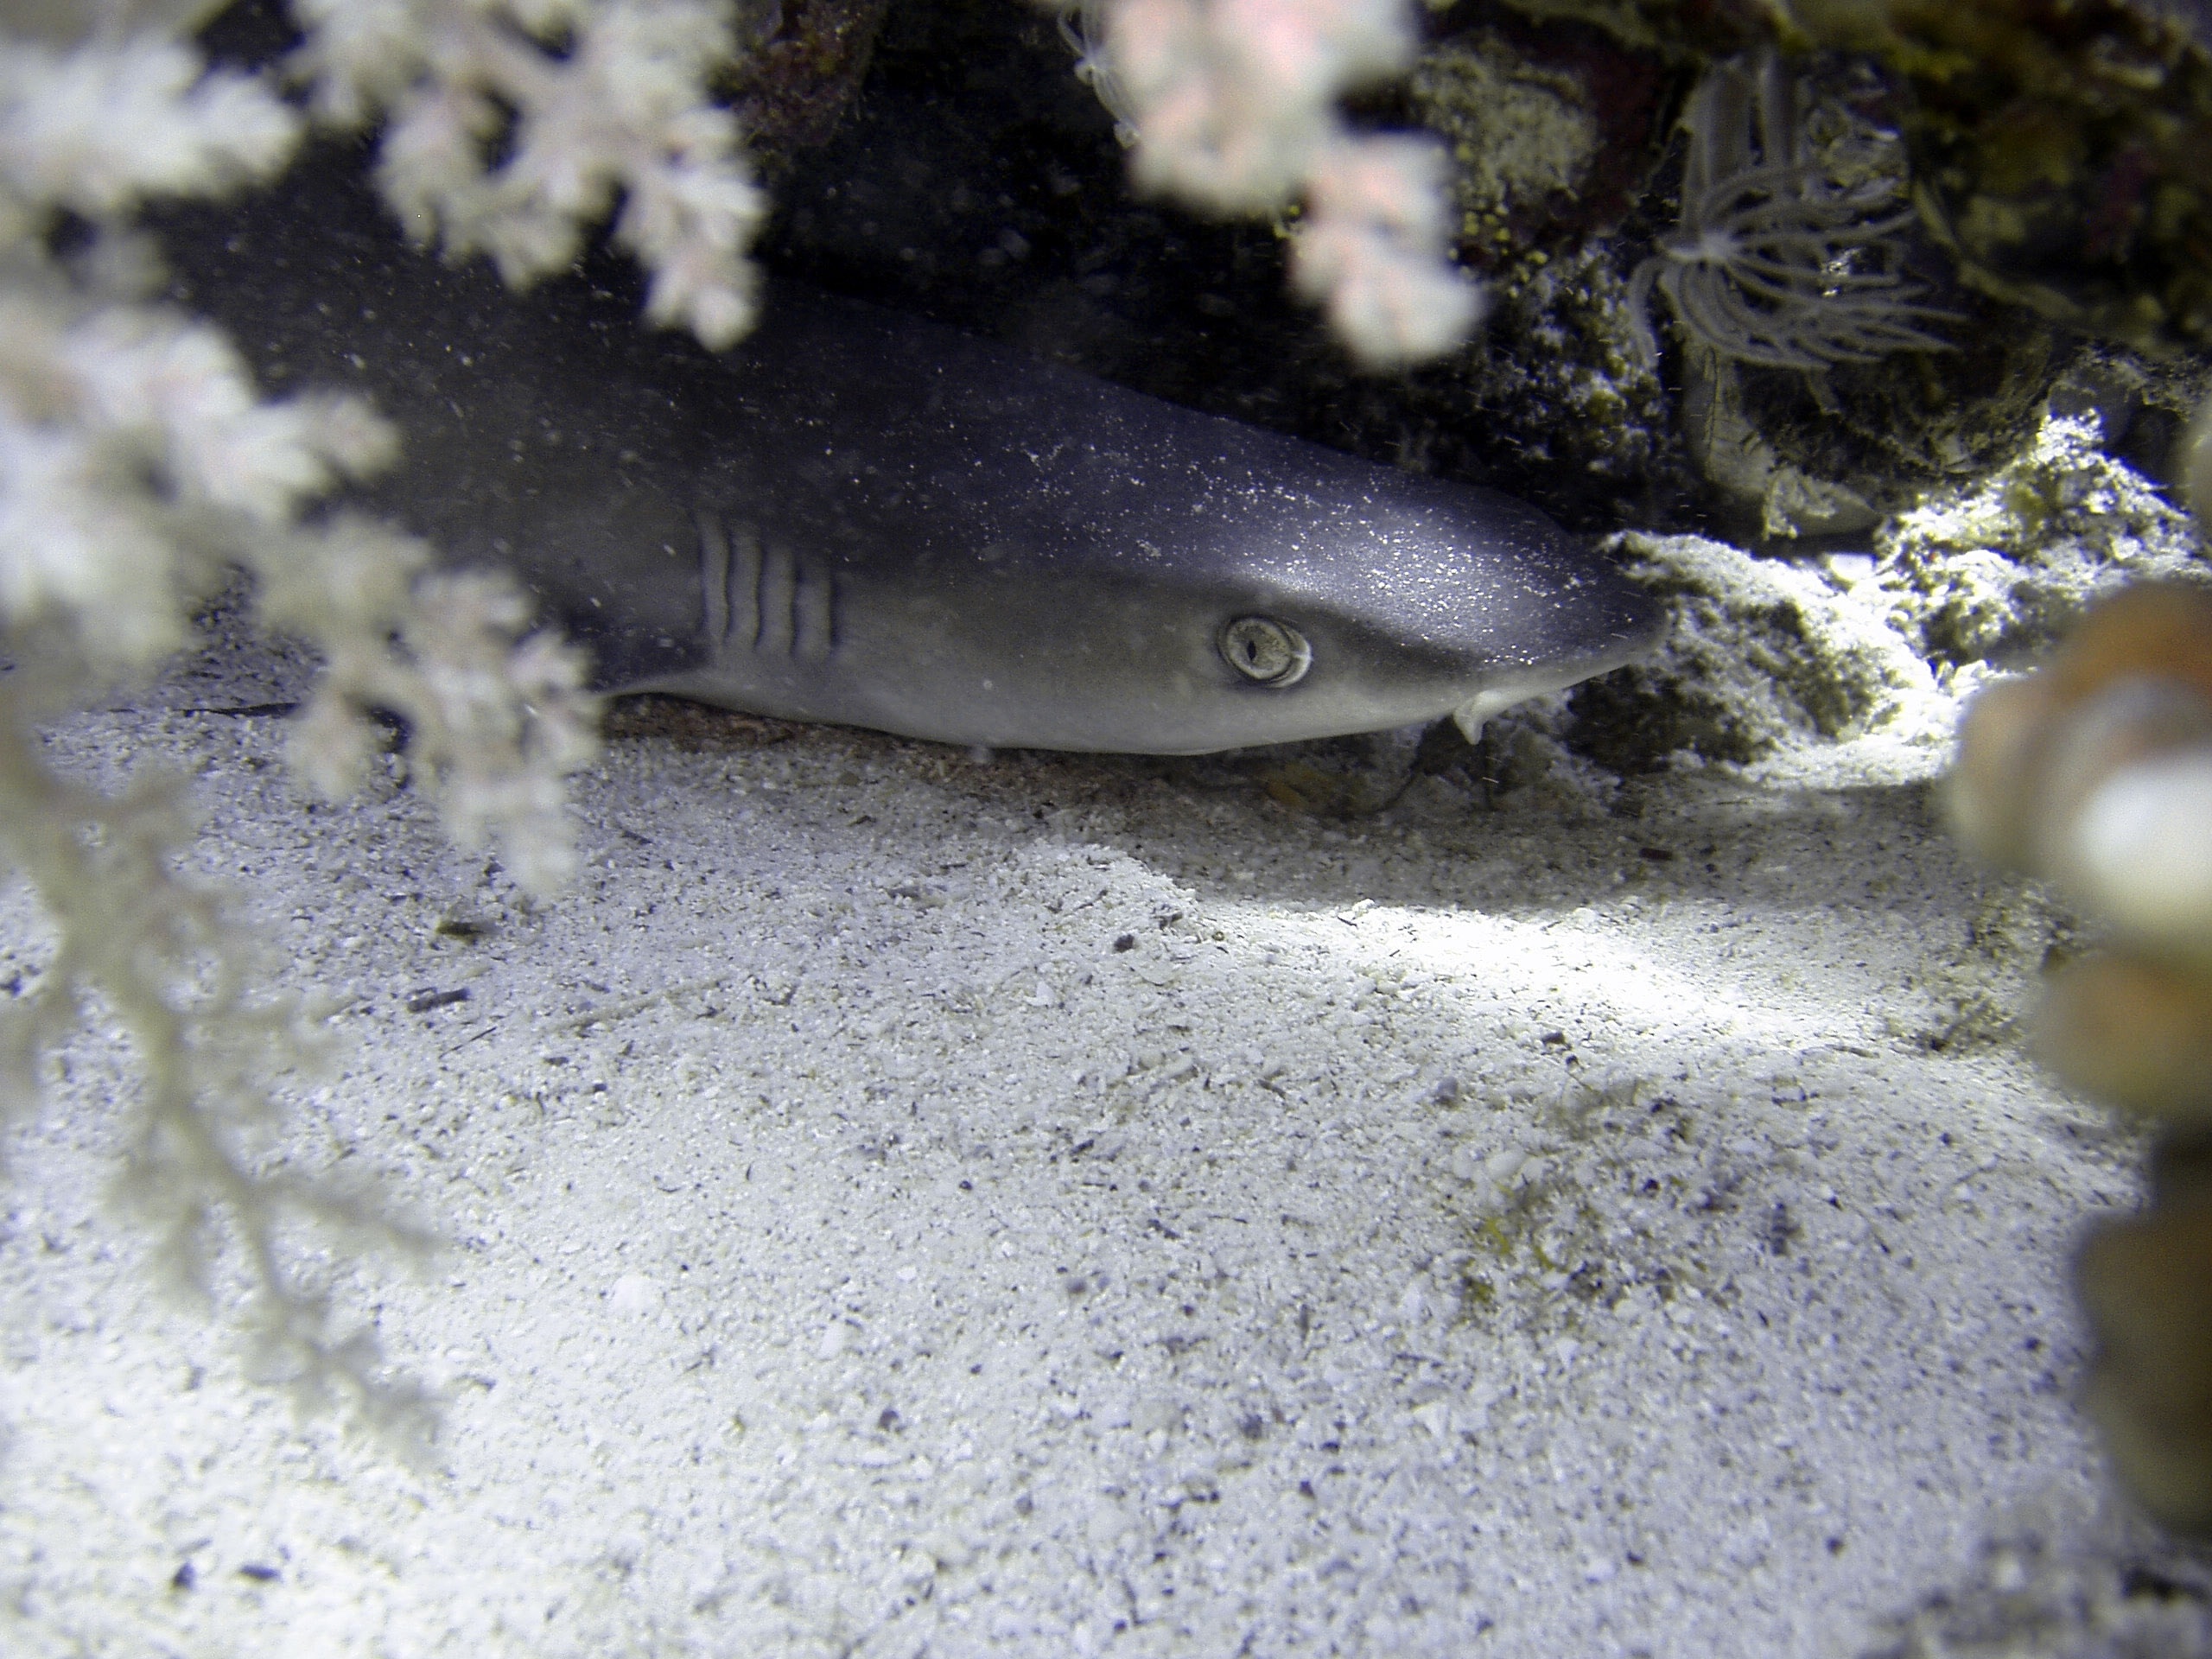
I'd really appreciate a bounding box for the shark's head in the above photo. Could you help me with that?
[1185,480,1665,752]
[835,475,1665,755]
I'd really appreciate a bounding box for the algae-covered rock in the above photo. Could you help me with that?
[1408,14,1669,270]
[1562,531,1948,770]
[1878,405,2209,671]
[1686,312,2065,537]
[1412,34,1605,250]
[1793,0,2212,353]
[1497,0,2212,351]
[1319,238,1689,531]
[1354,9,1696,527]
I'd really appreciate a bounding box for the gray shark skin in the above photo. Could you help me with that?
[166,154,1662,754]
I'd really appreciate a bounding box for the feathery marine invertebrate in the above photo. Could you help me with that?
[1058,0,1137,148]
[1629,51,1957,372]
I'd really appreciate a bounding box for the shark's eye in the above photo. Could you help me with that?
[1220,616,1312,686]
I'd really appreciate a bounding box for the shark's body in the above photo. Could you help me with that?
[168,155,1661,753]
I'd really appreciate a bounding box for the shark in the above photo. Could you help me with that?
[167,156,1662,754]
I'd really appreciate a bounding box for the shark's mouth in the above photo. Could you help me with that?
[1449,622,1665,741]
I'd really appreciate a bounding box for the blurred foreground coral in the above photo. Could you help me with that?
[1053,0,1486,367]
[0,0,787,1438]
[0,0,1495,1445]
[1949,580,2212,1530]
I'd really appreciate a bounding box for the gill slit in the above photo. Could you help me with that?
[699,510,835,663]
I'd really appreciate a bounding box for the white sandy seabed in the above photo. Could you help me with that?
[0,588,2179,1658]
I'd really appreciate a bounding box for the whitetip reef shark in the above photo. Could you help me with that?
[168,155,1662,755]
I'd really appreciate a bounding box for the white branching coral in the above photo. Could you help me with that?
[290,0,768,347]
[0,4,609,1437]
[1058,0,1484,369]
[0,28,296,223]
[0,729,444,1440]
[273,541,600,897]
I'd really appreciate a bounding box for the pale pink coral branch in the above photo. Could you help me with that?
[1075,0,1481,366]
[1292,136,1484,367]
